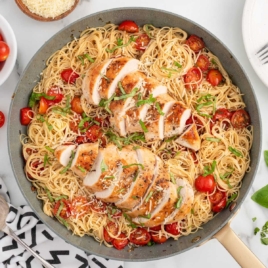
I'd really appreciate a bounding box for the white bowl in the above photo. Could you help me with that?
[0,15,17,86]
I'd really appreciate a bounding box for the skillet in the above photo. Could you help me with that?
[7,7,262,266]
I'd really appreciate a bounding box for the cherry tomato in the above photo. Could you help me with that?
[103,221,119,243]
[165,222,180,236]
[135,33,150,50]
[190,150,198,164]
[61,68,79,84]
[151,233,168,244]
[213,108,233,122]
[195,174,216,193]
[210,189,227,213]
[0,41,10,61]
[71,97,84,114]
[86,125,102,142]
[212,198,227,213]
[185,35,205,53]
[39,97,49,114]
[27,160,44,179]
[53,199,71,219]
[207,69,223,86]
[150,225,162,232]
[75,136,87,144]
[20,107,33,126]
[184,67,202,90]
[89,199,107,214]
[129,228,151,246]
[196,55,210,71]
[186,115,204,131]
[70,196,90,218]
[112,233,129,250]
[0,34,3,41]
[47,86,64,105]
[231,109,250,129]
[0,111,5,128]
[118,20,139,33]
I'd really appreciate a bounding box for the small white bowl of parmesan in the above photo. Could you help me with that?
[15,0,79,21]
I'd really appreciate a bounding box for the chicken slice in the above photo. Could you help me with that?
[54,144,76,166]
[115,146,156,209]
[176,123,201,151]
[70,143,99,179]
[132,182,178,227]
[83,144,121,193]
[163,101,191,138]
[98,57,140,100]
[165,178,194,224]
[82,59,112,105]
[125,156,170,217]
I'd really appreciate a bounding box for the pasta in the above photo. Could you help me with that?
[21,22,253,247]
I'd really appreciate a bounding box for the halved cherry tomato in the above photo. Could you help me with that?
[39,97,49,114]
[20,107,33,126]
[89,199,107,214]
[0,34,3,41]
[150,225,162,232]
[75,136,88,144]
[61,68,79,84]
[210,189,227,213]
[186,115,204,131]
[195,174,216,193]
[53,199,71,219]
[213,108,233,122]
[196,55,210,71]
[185,35,205,53]
[118,20,139,33]
[70,196,90,218]
[231,109,250,129]
[151,233,168,244]
[129,228,151,246]
[69,118,80,133]
[0,41,10,61]
[86,125,102,142]
[71,97,84,114]
[165,222,180,236]
[47,86,64,105]
[0,111,5,128]
[184,67,202,90]
[212,197,227,213]
[207,69,223,86]
[112,233,129,250]
[135,33,150,50]
[190,150,198,164]
[104,221,119,243]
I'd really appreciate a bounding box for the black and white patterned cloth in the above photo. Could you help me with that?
[0,178,124,268]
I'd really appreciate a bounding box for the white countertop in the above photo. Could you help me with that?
[1,0,268,267]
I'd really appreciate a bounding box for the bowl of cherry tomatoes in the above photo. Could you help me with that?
[0,15,17,86]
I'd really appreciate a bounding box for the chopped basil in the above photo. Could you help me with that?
[77,53,95,65]
[77,166,86,173]
[37,115,53,131]
[144,24,153,38]
[203,160,216,176]
[196,94,216,118]
[57,201,65,217]
[45,146,54,153]
[174,61,182,68]
[106,36,135,53]
[114,87,138,101]
[60,151,75,174]
[139,213,151,219]
[117,38,124,46]
[123,212,137,228]
[165,136,177,143]
[56,215,69,228]
[133,170,139,181]
[100,160,108,173]
[155,102,165,116]
[104,175,115,180]
[175,197,183,209]
[206,137,221,142]
[145,191,154,203]
[228,146,243,157]
[252,217,257,222]
[118,81,126,95]
[99,93,115,114]
[122,163,144,169]
[251,184,268,208]
[226,192,238,208]
[211,58,217,65]
[52,95,71,116]
[45,188,54,202]
[170,173,176,184]
[28,92,55,108]
[254,227,260,235]
[261,237,268,245]
[54,195,68,201]
[147,241,155,246]
[136,94,156,107]
[220,168,234,189]
[264,150,268,166]
[139,120,148,133]
[44,153,51,167]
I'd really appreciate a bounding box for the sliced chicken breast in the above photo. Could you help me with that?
[142,77,167,97]
[70,143,99,179]
[82,60,112,105]
[163,102,191,138]
[54,144,76,166]
[98,57,139,100]
[176,123,201,151]
[132,182,178,227]
[115,146,156,209]
[165,178,194,224]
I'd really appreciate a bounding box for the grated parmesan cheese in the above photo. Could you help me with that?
[22,0,76,19]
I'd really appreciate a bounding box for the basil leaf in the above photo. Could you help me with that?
[206,137,221,142]
[136,94,156,107]
[45,188,54,202]
[264,150,268,166]
[118,81,126,95]
[228,146,243,157]
[122,163,144,169]
[60,151,75,174]
[114,87,138,101]
[106,36,135,53]
[100,160,108,173]
[45,146,55,153]
[254,227,260,235]
[251,184,268,208]
[261,237,268,245]
[145,191,154,203]
[139,120,148,133]
[226,192,238,208]
[144,24,153,38]
[174,61,182,68]
[203,160,216,176]
[155,102,165,116]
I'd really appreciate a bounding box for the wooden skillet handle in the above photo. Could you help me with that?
[214,223,265,268]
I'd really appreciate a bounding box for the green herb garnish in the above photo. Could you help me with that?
[251,185,268,208]
[144,24,153,38]
[145,191,154,203]
[77,166,86,173]
[136,94,156,107]
[77,53,95,65]
[114,87,138,101]
[228,146,243,157]
[60,151,75,174]
[45,188,54,202]
[139,120,148,133]
[203,160,216,176]
[226,192,238,208]
[122,163,144,169]
[106,36,135,53]
[206,137,221,142]
[100,160,108,173]
[254,227,260,235]
[99,93,115,114]
[28,92,55,108]
[45,146,54,153]
[44,153,51,167]
[118,81,126,95]
[155,102,165,116]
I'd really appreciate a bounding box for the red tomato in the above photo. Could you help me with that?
[129,228,151,246]
[104,221,119,243]
[135,33,150,50]
[61,68,79,84]
[70,196,90,218]
[195,174,216,193]
[75,136,87,144]
[53,199,71,219]
[207,69,223,86]
[212,197,227,213]
[0,111,5,128]
[86,125,102,142]
[165,222,180,236]
[184,67,202,90]
[150,225,162,232]
[71,97,84,114]
[89,199,107,214]
[118,20,139,33]
[20,107,33,126]
[185,35,205,53]
[186,115,204,130]
[47,86,64,105]
[112,233,129,250]
[196,55,210,71]
[0,41,10,61]
[213,108,233,122]
[209,189,227,205]
[190,150,198,164]
[38,97,49,114]
[0,34,3,41]
[69,118,80,133]
[151,233,168,244]
[231,109,250,128]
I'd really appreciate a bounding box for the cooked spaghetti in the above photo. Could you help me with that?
[21,22,253,248]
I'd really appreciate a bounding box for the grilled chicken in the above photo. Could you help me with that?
[54,144,76,166]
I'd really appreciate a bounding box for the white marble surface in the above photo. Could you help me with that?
[0,0,268,267]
